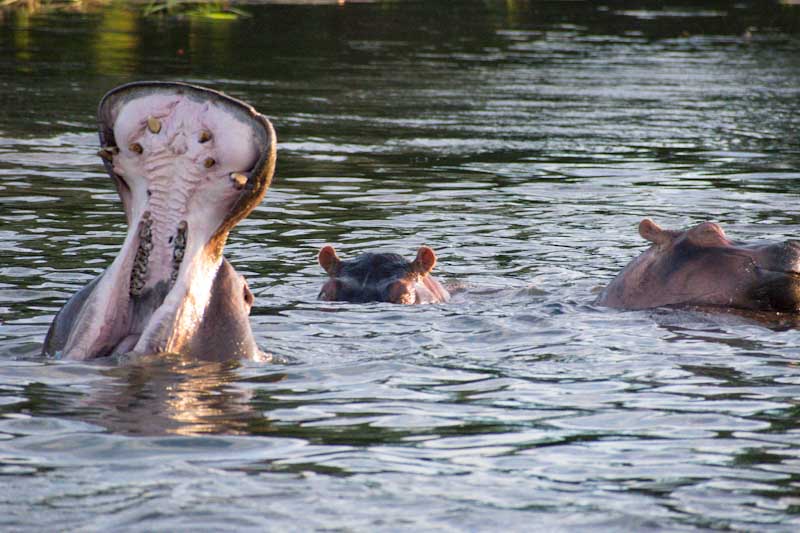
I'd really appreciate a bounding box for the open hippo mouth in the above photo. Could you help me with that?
[50,82,275,360]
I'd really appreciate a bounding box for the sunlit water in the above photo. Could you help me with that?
[2,1,800,530]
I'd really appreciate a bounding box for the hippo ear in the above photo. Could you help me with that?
[318,245,341,275]
[638,219,672,246]
[411,246,437,276]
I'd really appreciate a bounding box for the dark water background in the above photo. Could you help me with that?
[2,0,800,530]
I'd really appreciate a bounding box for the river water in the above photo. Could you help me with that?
[2,0,800,530]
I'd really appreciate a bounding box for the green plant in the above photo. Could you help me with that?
[142,0,250,19]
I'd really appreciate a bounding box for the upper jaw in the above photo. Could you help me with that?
[99,81,276,241]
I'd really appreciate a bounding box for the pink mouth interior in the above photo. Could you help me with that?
[61,88,263,360]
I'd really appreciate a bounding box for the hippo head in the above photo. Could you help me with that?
[44,82,276,360]
[596,219,800,312]
[317,245,450,304]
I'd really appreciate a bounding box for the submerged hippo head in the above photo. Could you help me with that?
[43,81,276,360]
[317,245,450,304]
[595,218,800,312]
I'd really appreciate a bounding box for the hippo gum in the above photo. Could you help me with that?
[318,245,450,304]
[43,82,276,361]
[595,218,800,312]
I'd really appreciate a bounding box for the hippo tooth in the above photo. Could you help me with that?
[129,142,143,154]
[147,116,162,134]
[204,157,216,168]
[198,131,212,143]
[170,221,188,286]
[97,146,119,161]
[130,212,153,296]
[230,172,248,190]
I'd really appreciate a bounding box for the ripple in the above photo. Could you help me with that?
[2,1,800,530]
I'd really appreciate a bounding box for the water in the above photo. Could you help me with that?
[2,0,800,530]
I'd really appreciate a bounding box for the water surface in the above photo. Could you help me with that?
[2,1,800,530]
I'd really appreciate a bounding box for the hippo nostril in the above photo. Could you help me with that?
[198,130,212,143]
[204,157,216,168]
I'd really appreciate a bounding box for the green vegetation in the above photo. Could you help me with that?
[1,0,252,19]
[0,0,110,12]
[142,0,251,19]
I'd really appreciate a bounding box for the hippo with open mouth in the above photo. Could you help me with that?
[317,245,450,304]
[595,218,800,312]
[43,81,276,361]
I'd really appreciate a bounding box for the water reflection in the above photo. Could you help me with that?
[0,356,288,436]
[93,6,140,75]
[81,355,286,436]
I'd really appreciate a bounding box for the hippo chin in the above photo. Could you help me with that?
[318,245,450,304]
[595,219,800,312]
[43,81,276,361]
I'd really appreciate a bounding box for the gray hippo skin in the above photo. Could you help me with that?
[595,219,800,312]
[318,245,450,304]
[43,81,276,361]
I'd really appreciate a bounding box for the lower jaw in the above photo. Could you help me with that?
[63,215,219,360]
[119,213,224,356]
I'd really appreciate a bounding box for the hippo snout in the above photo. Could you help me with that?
[770,240,800,274]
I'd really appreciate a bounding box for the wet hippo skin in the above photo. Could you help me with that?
[595,218,800,312]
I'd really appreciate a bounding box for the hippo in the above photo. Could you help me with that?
[42,81,276,361]
[595,218,800,312]
[317,245,450,304]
